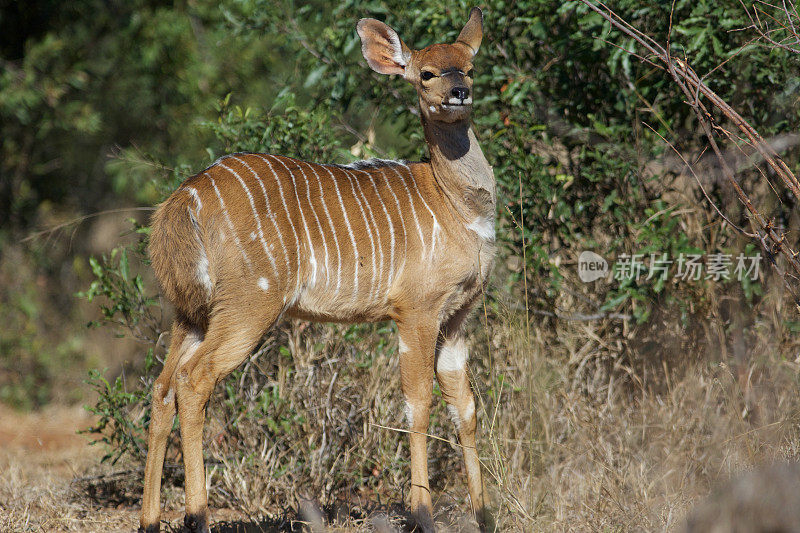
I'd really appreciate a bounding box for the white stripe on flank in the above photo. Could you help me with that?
[218,161,278,275]
[398,162,440,262]
[253,154,302,286]
[304,162,342,294]
[341,168,378,301]
[385,164,426,260]
[184,189,209,294]
[367,171,396,285]
[192,215,213,294]
[321,165,359,304]
[348,168,384,299]
[376,167,408,275]
[295,161,330,287]
[234,156,291,282]
[270,155,317,287]
[208,174,253,272]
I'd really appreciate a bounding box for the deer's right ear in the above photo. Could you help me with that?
[357,18,411,76]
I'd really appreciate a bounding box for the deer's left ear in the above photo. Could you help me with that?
[456,7,483,56]
[357,18,412,76]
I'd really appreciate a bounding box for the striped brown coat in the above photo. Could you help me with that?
[140,7,494,533]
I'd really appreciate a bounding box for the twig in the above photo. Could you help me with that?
[22,207,156,243]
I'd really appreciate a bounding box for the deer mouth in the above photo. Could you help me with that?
[441,97,473,109]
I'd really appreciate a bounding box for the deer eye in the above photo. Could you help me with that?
[420,71,435,81]
[466,69,474,78]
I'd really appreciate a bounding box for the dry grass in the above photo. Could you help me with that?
[3,267,800,531]
[478,268,800,531]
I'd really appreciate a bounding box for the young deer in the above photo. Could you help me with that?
[140,7,494,533]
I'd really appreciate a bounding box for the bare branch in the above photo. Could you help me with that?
[580,0,800,304]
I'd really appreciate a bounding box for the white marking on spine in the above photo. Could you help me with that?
[219,161,278,274]
[365,171,395,286]
[295,161,330,287]
[271,156,318,287]
[249,231,257,241]
[398,162,440,262]
[257,277,269,291]
[253,155,302,286]
[342,168,378,301]
[236,156,291,282]
[385,164,427,259]
[321,165,359,304]
[376,167,408,276]
[348,168,384,299]
[467,215,495,241]
[304,162,342,294]
[404,400,414,427]
[208,174,253,272]
[437,337,467,373]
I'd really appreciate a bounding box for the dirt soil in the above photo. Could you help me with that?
[0,404,141,531]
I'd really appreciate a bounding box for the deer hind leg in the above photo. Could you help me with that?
[397,319,438,532]
[140,318,201,533]
[435,331,488,531]
[174,298,284,533]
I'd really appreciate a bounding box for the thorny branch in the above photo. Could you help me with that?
[740,0,800,54]
[580,0,800,306]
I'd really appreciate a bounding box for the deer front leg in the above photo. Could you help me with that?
[397,320,438,532]
[435,334,488,531]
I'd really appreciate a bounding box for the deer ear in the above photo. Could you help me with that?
[456,7,483,56]
[357,18,411,76]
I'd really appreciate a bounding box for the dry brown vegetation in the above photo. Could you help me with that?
[3,260,800,531]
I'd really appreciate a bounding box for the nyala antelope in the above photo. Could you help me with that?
[140,7,494,532]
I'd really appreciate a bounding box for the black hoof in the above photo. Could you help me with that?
[477,507,497,533]
[183,513,209,533]
[137,525,160,533]
[411,506,435,532]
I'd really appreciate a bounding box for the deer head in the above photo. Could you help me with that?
[357,7,483,124]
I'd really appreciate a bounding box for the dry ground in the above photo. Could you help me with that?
[0,404,140,531]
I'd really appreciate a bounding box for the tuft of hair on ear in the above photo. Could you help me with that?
[356,18,411,76]
[456,7,483,56]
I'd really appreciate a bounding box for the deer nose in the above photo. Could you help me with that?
[451,86,470,100]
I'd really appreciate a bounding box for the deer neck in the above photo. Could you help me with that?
[421,115,495,222]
